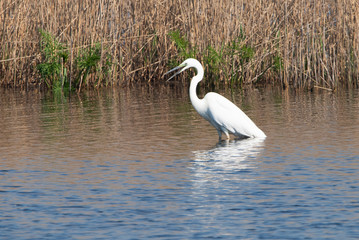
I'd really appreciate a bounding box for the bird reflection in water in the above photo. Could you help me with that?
[191,138,265,183]
[188,138,265,232]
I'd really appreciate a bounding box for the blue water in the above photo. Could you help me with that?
[0,87,359,239]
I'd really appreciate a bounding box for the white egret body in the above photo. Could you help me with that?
[165,58,266,140]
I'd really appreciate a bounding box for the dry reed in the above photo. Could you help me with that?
[0,0,358,89]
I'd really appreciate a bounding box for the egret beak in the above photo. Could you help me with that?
[164,63,187,81]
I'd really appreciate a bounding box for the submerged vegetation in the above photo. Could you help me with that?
[0,0,359,90]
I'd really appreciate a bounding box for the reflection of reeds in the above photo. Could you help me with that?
[0,0,358,89]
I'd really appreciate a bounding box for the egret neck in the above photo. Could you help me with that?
[189,63,205,115]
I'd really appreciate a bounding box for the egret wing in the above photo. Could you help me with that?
[204,92,263,138]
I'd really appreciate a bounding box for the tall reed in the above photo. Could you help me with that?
[0,0,358,89]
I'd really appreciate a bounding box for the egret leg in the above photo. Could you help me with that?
[224,131,230,140]
[217,130,222,141]
[217,130,230,141]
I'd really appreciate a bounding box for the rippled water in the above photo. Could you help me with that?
[1,86,359,239]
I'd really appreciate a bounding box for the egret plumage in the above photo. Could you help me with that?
[165,58,266,141]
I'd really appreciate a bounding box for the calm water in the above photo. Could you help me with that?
[1,86,359,239]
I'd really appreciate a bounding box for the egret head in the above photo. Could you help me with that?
[164,58,200,81]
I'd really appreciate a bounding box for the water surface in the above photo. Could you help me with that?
[1,86,359,239]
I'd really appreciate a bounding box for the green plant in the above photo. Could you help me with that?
[168,30,197,66]
[226,28,254,85]
[143,33,159,65]
[272,54,283,73]
[271,30,283,74]
[37,29,69,90]
[203,44,226,85]
[75,42,113,90]
[169,30,228,86]
[168,29,255,87]
[76,43,100,90]
[100,52,113,87]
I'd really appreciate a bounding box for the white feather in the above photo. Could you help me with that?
[166,58,266,140]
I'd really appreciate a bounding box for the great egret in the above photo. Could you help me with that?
[165,58,266,141]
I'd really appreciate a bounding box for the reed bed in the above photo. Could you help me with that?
[0,0,358,90]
